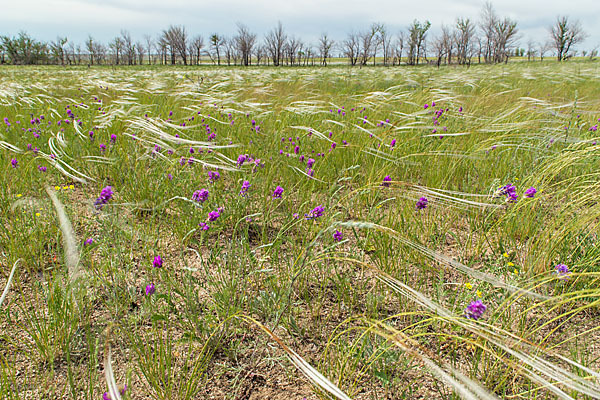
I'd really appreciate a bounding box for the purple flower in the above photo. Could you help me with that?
[382,175,391,187]
[554,263,570,279]
[524,187,537,198]
[208,210,220,221]
[416,197,428,210]
[239,180,251,196]
[84,238,94,246]
[153,255,163,268]
[273,185,284,199]
[192,188,209,203]
[465,300,487,320]
[110,134,117,143]
[94,186,113,209]
[305,205,324,219]
[145,283,156,295]
[499,184,518,202]
[99,143,106,152]
[333,230,343,242]
[390,139,396,148]
[11,158,17,168]
[38,165,47,172]
[307,158,315,168]
[331,142,337,150]
[424,104,429,109]
[198,222,210,231]
[208,171,220,182]
[237,154,247,167]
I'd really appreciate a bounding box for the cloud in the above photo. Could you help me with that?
[0,0,597,50]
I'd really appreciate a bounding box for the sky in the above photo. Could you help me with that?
[0,0,598,52]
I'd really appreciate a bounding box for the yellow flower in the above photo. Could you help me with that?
[55,185,60,190]
[476,290,482,298]
[62,186,68,190]
[507,262,515,267]
[502,252,509,258]
[513,269,518,274]
[515,178,519,181]
[465,282,473,290]
[16,194,22,198]
[35,212,41,217]
[69,185,74,189]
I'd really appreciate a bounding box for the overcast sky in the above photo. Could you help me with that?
[1,0,598,51]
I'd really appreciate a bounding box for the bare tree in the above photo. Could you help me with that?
[265,21,286,66]
[191,35,204,65]
[109,36,123,65]
[394,32,405,65]
[136,41,145,65]
[121,30,135,65]
[455,17,475,65]
[359,30,375,66]
[234,23,256,66]
[143,34,154,65]
[550,16,588,61]
[493,17,519,63]
[526,39,536,61]
[285,36,302,66]
[539,41,551,61]
[479,1,497,63]
[318,33,334,66]
[343,31,360,66]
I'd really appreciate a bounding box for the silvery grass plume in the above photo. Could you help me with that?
[334,220,548,300]
[323,256,600,398]
[237,315,352,400]
[0,260,20,308]
[44,185,82,282]
[103,326,122,400]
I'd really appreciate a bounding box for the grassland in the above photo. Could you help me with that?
[1,61,600,399]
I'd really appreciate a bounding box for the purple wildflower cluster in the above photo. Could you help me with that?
[416,197,428,210]
[554,263,570,279]
[94,186,113,209]
[465,300,487,320]
[192,188,209,203]
[273,185,284,198]
[305,205,324,220]
[239,180,251,196]
[333,230,343,242]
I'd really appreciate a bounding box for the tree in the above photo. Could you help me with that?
[479,1,497,63]
[234,23,256,66]
[394,32,405,65]
[539,41,551,61]
[493,17,519,63]
[550,16,587,61]
[318,33,334,66]
[209,33,225,65]
[109,36,123,65]
[343,31,360,66]
[1,32,49,64]
[191,35,204,65]
[526,39,536,61]
[407,20,430,65]
[265,21,286,66]
[143,34,154,65]
[121,30,135,65]
[50,37,68,65]
[358,29,375,66]
[455,17,475,65]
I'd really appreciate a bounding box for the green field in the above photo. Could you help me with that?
[1,62,600,399]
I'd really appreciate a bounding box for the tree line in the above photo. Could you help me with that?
[0,2,593,67]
